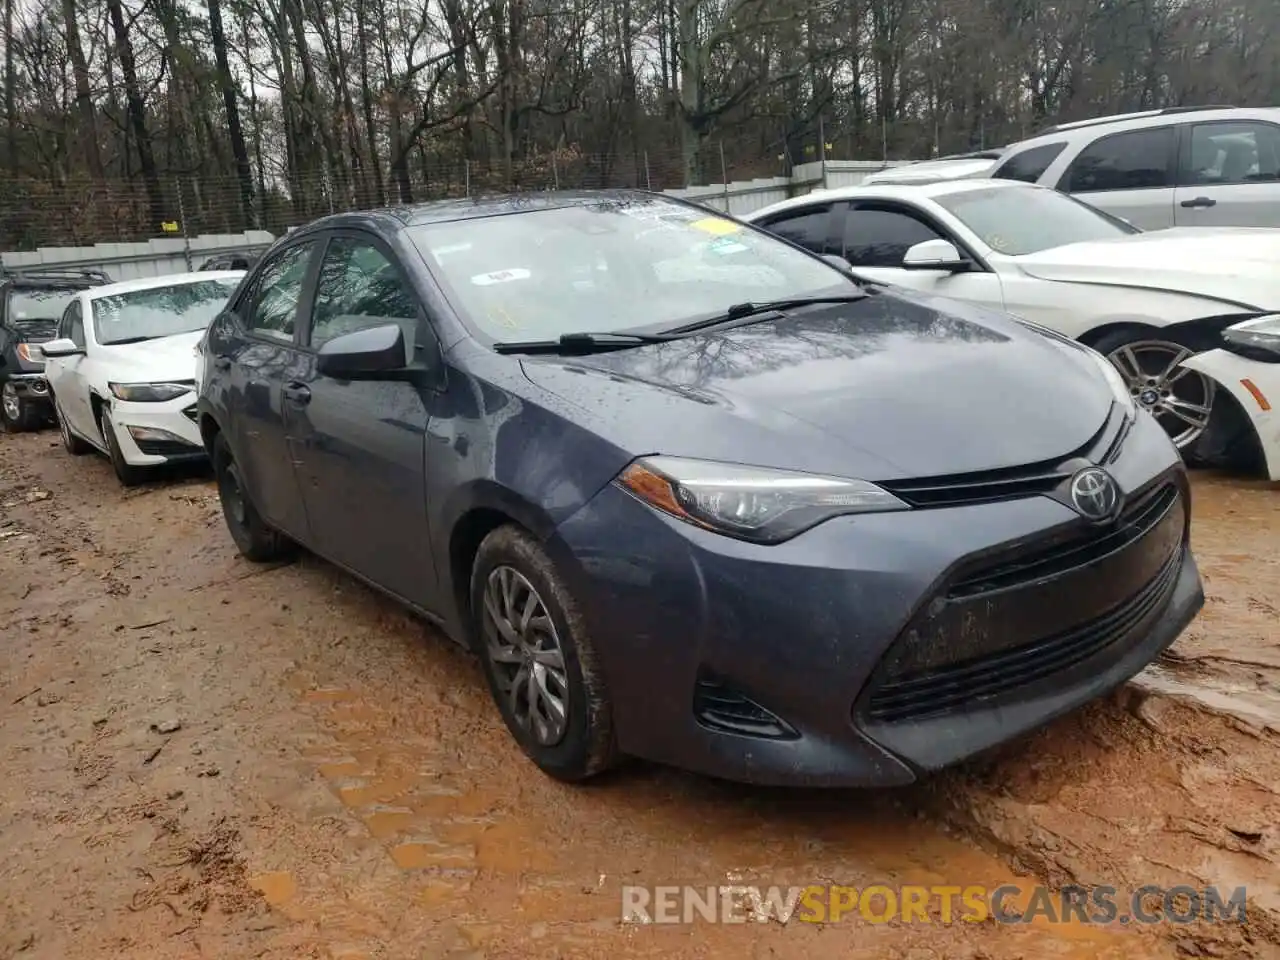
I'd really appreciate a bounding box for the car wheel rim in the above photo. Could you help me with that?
[1106,340,1215,450]
[2,383,18,420]
[481,565,569,747]
[220,461,248,527]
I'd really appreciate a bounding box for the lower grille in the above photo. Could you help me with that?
[693,674,797,740]
[134,438,203,458]
[864,547,1182,723]
[859,479,1185,724]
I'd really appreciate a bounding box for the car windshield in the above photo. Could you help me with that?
[7,288,77,326]
[407,196,852,340]
[933,186,1138,256]
[92,278,240,345]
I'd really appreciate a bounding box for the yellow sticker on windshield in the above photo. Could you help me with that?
[690,217,742,236]
[489,305,520,329]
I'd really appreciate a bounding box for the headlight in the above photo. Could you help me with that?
[614,455,909,544]
[15,343,43,364]
[108,381,195,402]
[1082,346,1136,413]
[1223,314,1280,357]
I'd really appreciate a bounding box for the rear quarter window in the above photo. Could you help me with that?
[992,142,1067,183]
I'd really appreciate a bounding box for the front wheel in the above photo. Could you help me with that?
[469,525,619,782]
[0,381,43,433]
[98,406,148,487]
[211,432,292,562]
[1094,330,1216,451]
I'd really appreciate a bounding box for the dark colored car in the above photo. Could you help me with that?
[0,267,111,431]
[200,253,259,272]
[195,190,1204,787]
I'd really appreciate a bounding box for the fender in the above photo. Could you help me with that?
[1181,349,1280,481]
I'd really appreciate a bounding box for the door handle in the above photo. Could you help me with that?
[213,356,231,371]
[282,382,311,405]
[1180,196,1216,208]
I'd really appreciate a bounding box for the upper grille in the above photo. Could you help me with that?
[859,479,1185,724]
[880,406,1129,509]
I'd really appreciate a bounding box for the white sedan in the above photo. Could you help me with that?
[40,271,244,486]
[743,179,1280,478]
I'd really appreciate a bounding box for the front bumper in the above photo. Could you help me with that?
[1180,347,1280,481]
[549,411,1204,787]
[4,372,52,403]
[107,394,205,465]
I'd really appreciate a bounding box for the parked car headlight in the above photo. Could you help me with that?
[1083,346,1136,414]
[1222,314,1280,357]
[108,381,195,402]
[615,455,909,544]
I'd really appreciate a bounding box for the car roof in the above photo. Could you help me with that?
[1006,105,1280,150]
[85,270,246,299]
[744,178,1032,221]
[301,189,679,233]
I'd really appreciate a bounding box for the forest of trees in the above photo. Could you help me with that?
[0,0,1277,247]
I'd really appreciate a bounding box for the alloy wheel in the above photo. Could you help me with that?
[1,383,19,421]
[1106,340,1215,449]
[481,565,570,747]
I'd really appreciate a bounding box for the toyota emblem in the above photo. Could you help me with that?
[1069,466,1121,522]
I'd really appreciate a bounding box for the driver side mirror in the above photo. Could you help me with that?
[39,338,84,358]
[316,322,408,379]
[901,239,972,273]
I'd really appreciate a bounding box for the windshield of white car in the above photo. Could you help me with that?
[91,279,240,346]
[7,288,76,326]
[933,186,1138,256]
[407,197,854,341]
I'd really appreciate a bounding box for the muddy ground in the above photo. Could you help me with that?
[1,428,1278,960]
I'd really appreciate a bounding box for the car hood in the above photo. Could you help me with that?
[1012,227,1280,309]
[518,291,1112,482]
[97,329,202,380]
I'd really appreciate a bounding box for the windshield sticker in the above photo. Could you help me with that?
[431,242,473,262]
[707,236,750,255]
[487,305,521,329]
[690,217,742,236]
[471,268,531,286]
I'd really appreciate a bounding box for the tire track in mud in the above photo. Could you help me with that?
[3,431,1278,959]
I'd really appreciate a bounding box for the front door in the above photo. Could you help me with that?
[222,239,319,540]
[49,299,95,439]
[285,232,439,610]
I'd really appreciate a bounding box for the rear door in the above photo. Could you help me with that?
[1173,119,1280,226]
[220,238,320,541]
[751,203,841,255]
[834,202,1006,309]
[285,230,440,609]
[1055,126,1177,229]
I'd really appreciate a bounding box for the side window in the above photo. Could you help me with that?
[1060,127,1175,193]
[1182,121,1280,186]
[308,237,419,349]
[842,207,945,268]
[62,300,85,347]
[243,241,316,341]
[758,206,833,254]
[992,142,1067,183]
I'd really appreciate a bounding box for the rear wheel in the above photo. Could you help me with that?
[0,380,42,433]
[469,525,618,782]
[211,432,292,562]
[99,406,148,487]
[1092,329,1216,451]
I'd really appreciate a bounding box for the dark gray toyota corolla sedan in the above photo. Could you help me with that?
[195,190,1204,787]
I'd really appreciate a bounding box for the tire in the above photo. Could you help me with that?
[0,380,43,433]
[210,432,292,562]
[54,396,91,455]
[1089,327,1218,453]
[99,406,148,487]
[469,525,618,782]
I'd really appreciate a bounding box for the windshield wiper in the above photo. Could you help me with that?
[661,293,873,337]
[492,331,676,355]
[102,336,156,345]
